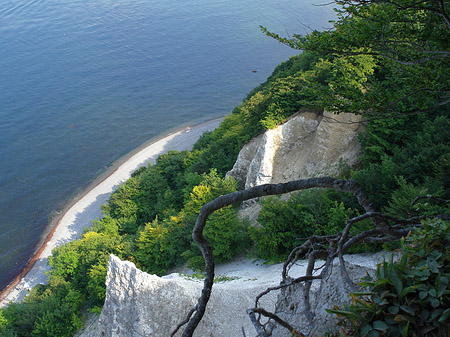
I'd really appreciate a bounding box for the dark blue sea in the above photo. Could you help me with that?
[0,0,334,290]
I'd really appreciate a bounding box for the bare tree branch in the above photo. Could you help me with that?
[247,309,269,337]
[248,308,307,337]
[175,175,449,336]
[178,177,376,336]
[411,195,450,206]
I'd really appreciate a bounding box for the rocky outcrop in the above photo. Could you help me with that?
[271,262,374,336]
[226,111,363,189]
[78,255,280,337]
[77,253,388,337]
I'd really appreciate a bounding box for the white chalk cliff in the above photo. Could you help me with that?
[78,254,283,337]
[226,110,363,188]
[78,253,384,337]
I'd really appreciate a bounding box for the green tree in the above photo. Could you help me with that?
[204,205,248,263]
[249,194,316,262]
[262,0,450,116]
[180,170,250,266]
[134,218,177,275]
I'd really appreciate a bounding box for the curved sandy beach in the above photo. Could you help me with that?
[0,116,224,307]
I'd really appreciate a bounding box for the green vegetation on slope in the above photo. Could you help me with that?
[328,219,450,336]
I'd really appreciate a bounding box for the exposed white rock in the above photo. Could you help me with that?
[226,111,363,188]
[225,134,263,187]
[78,254,287,337]
[77,253,391,337]
[271,261,374,336]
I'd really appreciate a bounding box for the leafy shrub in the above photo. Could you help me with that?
[0,279,84,337]
[328,219,450,337]
[204,205,249,263]
[249,190,368,262]
[383,177,448,219]
[134,217,179,275]
[249,194,316,262]
[181,170,250,265]
[354,113,450,210]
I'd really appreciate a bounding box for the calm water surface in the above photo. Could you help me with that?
[0,0,334,289]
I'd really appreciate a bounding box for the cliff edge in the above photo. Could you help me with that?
[78,253,388,337]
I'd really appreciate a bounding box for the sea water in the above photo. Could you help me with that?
[0,0,334,290]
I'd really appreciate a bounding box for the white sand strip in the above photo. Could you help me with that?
[1,117,224,307]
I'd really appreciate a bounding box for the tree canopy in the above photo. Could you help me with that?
[262,0,450,116]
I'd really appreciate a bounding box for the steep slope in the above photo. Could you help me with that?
[78,255,293,337]
[77,111,367,336]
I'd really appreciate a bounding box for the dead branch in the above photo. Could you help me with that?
[172,177,449,336]
[174,177,373,336]
[248,308,307,337]
[411,195,450,206]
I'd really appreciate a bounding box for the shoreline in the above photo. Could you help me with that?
[0,116,224,307]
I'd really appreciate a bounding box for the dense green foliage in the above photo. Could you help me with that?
[262,0,450,116]
[328,219,450,337]
[1,1,448,335]
[354,113,450,211]
[249,189,361,262]
[0,279,84,337]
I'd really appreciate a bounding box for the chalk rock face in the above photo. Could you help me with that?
[226,111,363,188]
[271,261,374,337]
[91,255,199,337]
[78,255,278,337]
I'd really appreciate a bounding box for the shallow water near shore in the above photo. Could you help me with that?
[0,0,334,290]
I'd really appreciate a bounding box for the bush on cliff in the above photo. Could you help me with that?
[329,219,450,337]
